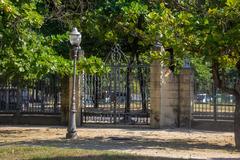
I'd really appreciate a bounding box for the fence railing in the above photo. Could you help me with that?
[193,82,236,121]
[0,76,61,114]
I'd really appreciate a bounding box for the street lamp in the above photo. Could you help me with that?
[66,27,81,139]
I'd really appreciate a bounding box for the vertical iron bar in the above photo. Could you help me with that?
[6,83,9,111]
[82,74,86,124]
[213,83,217,121]
[41,80,45,112]
[109,69,113,123]
[17,87,22,113]
[54,76,58,113]
[114,66,117,124]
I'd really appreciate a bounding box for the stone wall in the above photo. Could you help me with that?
[150,60,193,128]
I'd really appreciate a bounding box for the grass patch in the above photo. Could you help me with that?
[0,145,187,160]
[1,146,107,160]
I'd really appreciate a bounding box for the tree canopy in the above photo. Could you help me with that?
[0,0,71,83]
[2,0,239,81]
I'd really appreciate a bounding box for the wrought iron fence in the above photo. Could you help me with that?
[81,64,150,125]
[0,75,61,114]
[193,80,236,121]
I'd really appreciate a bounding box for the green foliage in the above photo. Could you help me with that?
[149,1,240,78]
[81,0,152,59]
[80,0,238,84]
[1,0,239,85]
[80,0,207,73]
[0,0,71,83]
[191,57,212,82]
[77,56,110,76]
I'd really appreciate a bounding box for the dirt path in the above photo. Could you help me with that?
[0,126,239,159]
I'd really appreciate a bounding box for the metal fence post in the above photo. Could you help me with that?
[41,80,45,112]
[54,76,58,112]
[213,84,217,121]
[113,66,117,124]
[5,84,9,111]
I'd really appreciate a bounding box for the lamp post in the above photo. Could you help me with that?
[66,27,81,139]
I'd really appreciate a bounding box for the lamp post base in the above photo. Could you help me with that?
[66,131,78,139]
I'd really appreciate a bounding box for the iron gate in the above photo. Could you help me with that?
[81,64,150,125]
[192,79,236,121]
[81,44,150,125]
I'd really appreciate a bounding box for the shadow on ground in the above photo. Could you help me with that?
[0,135,235,152]
[30,155,199,160]
[191,121,233,132]
[0,128,41,134]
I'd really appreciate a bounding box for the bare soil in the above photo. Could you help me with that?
[0,126,239,159]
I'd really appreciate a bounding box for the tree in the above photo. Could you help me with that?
[151,0,240,149]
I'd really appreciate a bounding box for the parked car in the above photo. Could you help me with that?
[227,95,235,103]
[97,91,127,103]
[131,94,142,102]
[196,93,211,103]
[82,95,94,105]
[216,94,235,104]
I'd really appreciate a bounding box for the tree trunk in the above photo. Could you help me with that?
[136,54,147,113]
[124,55,135,123]
[138,67,147,112]
[125,63,132,114]
[234,94,240,150]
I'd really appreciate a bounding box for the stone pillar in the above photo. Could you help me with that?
[76,51,84,127]
[179,68,194,127]
[61,75,82,126]
[159,70,179,127]
[76,75,82,126]
[150,61,194,128]
[150,61,163,128]
[61,76,70,125]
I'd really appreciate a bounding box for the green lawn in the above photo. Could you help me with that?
[0,146,186,160]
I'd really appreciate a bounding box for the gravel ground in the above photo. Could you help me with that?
[0,126,239,159]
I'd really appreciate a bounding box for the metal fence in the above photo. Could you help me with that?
[81,64,150,125]
[0,76,61,114]
[193,80,236,121]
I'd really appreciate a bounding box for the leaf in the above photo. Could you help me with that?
[226,0,237,6]
[204,19,209,25]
